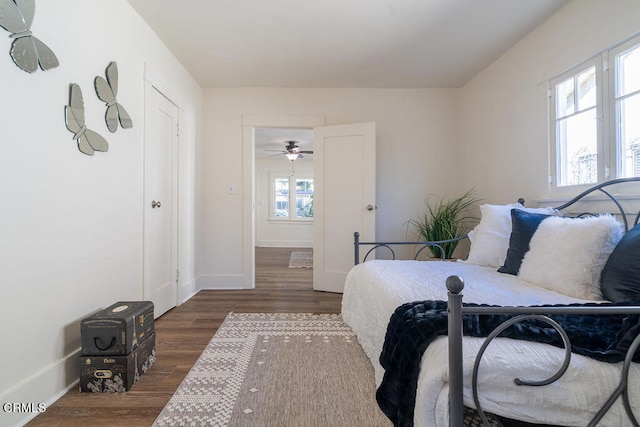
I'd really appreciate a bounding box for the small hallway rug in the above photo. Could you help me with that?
[152,313,390,427]
[288,250,313,268]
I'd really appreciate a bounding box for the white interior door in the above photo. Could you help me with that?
[313,122,376,293]
[143,82,179,318]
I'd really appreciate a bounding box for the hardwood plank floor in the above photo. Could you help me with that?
[28,247,342,426]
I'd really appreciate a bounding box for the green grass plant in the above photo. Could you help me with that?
[408,189,480,258]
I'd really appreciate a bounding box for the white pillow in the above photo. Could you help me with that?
[518,215,624,301]
[463,203,556,268]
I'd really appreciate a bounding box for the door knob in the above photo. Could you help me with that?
[152,200,161,209]
[366,204,374,211]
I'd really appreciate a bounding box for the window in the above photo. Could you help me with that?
[274,177,289,217]
[554,65,599,186]
[550,34,640,188]
[271,173,313,220]
[295,178,314,218]
[615,42,640,179]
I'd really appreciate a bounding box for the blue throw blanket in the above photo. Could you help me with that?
[376,300,640,427]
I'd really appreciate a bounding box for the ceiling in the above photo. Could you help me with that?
[126,0,569,89]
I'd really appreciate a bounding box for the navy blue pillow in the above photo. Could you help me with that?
[600,223,640,302]
[498,209,550,275]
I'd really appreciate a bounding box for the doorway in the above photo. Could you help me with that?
[241,114,326,289]
[254,127,315,288]
[254,127,314,247]
[241,116,376,292]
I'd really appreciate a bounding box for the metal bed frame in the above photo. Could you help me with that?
[353,232,466,264]
[353,177,640,426]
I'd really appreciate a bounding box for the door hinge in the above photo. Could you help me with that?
[176,269,180,283]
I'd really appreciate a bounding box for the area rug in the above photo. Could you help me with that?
[288,250,313,268]
[152,312,390,427]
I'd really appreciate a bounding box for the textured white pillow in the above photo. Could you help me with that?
[518,215,624,300]
[464,203,556,268]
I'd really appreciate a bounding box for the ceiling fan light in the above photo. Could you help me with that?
[285,153,298,161]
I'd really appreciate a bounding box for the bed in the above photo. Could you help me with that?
[341,177,640,427]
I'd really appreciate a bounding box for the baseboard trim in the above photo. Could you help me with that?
[0,349,80,427]
[256,240,313,248]
[178,278,198,304]
[196,274,245,290]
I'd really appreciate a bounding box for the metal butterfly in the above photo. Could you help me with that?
[65,83,109,156]
[0,0,59,73]
[94,61,133,133]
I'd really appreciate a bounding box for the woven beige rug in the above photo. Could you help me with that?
[288,250,313,268]
[152,313,391,427]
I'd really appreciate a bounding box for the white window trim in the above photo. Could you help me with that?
[609,36,640,180]
[549,56,604,194]
[548,32,640,197]
[269,171,314,222]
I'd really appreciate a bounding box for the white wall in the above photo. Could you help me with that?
[0,2,202,426]
[460,0,640,205]
[255,158,314,247]
[6,1,633,423]
[200,88,461,288]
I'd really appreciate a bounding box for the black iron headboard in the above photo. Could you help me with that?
[354,177,640,265]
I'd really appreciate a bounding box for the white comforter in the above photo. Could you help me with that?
[341,260,640,426]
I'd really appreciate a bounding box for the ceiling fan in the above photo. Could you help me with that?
[266,140,313,160]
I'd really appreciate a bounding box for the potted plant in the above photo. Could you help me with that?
[408,189,480,259]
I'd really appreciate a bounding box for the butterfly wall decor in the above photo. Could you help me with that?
[65,83,109,156]
[0,0,59,73]
[94,61,133,133]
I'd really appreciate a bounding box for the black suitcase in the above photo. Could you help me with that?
[79,332,156,392]
[81,301,154,356]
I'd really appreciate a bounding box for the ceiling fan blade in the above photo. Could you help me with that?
[299,150,313,154]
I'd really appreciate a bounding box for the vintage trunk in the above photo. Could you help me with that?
[81,301,154,355]
[79,332,156,392]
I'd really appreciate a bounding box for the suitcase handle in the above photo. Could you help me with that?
[94,336,116,351]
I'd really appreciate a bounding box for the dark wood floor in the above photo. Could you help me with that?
[28,247,341,426]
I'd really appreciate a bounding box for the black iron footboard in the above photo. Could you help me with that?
[446,275,640,427]
[445,177,640,426]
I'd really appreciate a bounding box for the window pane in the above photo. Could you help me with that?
[617,45,640,97]
[295,179,313,218]
[618,93,640,177]
[275,178,289,217]
[557,108,598,186]
[577,66,596,110]
[556,77,575,118]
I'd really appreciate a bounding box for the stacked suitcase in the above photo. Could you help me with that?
[79,301,156,392]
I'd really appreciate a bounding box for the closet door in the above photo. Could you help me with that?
[143,82,179,317]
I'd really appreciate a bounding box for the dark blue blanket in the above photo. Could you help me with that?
[376,300,640,427]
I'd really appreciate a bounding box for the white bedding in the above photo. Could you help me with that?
[341,259,640,426]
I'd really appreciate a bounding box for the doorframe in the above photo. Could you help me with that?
[241,114,325,289]
[142,65,181,311]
